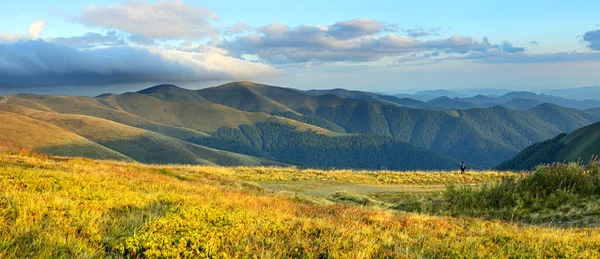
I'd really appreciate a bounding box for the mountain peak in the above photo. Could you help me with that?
[137,84,186,94]
[219,81,264,88]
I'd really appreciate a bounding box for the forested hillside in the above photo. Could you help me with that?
[189,122,459,170]
[497,121,600,170]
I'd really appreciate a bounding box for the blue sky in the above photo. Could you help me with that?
[0,0,599,95]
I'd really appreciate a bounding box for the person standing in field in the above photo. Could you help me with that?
[460,161,466,174]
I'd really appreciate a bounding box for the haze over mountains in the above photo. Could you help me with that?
[1,81,599,170]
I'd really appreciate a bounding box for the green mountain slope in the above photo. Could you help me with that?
[189,122,460,170]
[586,108,600,116]
[0,104,285,166]
[1,94,211,140]
[196,82,600,167]
[0,110,131,161]
[136,84,209,103]
[497,121,600,170]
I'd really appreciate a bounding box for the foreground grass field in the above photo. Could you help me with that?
[1,151,600,258]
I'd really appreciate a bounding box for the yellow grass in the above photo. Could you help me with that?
[193,166,516,185]
[1,153,599,258]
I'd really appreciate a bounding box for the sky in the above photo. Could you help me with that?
[0,0,599,95]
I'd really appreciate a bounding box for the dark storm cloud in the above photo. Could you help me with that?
[0,40,280,88]
[583,30,600,50]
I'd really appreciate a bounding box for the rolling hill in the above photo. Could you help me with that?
[497,121,600,170]
[3,81,600,169]
[0,110,131,161]
[0,104,285,166]
[0,93,458,170]
[189,122,460,170]
[193,82,600,167]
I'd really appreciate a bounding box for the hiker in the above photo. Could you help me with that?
[460,161,466,174]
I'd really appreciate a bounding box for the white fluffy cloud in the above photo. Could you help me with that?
[220,19,520,63]
[75,0,219,41]
[27,20,46,39]
[0,20,46,42]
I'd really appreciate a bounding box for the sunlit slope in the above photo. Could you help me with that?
[2,92,333,135]
[1,153,599,258]
[497,121,600,170]
[0,105,286,166]
[136,84,209,103]
[0,110,130,160]
[1,94,211,140]
[162,82,296,113]
[112,93,333,134]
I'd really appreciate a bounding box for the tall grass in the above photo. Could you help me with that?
[440,160,600,225]
[1,152,600,257]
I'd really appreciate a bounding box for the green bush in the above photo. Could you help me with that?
[440,160,600,223]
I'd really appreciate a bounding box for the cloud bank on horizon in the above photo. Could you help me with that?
[0,0,599,92]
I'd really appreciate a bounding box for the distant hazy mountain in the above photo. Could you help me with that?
[424,91,600,111]
[497,121,600,170]
[544,86,600,101]
[426,96,490,110]
[499,98,545,111]
[414,89,465,98]
[392,89,600,111]
[493,92,600,110]
[306,88,441,110]
[394,93,435,102]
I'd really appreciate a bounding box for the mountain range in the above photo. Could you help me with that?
[1,81,599,169]
[315,88,600,111]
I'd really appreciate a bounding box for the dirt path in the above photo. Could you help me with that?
[260,182,446,197]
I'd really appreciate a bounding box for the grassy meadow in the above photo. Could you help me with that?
[1,150,600,258]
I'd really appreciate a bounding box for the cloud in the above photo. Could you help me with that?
[500,41,525,53]
[583,30,600,50]
[27,20,46,39]
[75,0,219,41]
[327,18,389,39]
[0,20,46,42]
[50,31,126,48]
[220,19,524,63]
[225,22,251,35]
[403,27,441,38]
[0,40,281,88]
[529,41,540,45]
[128,34,156,45]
